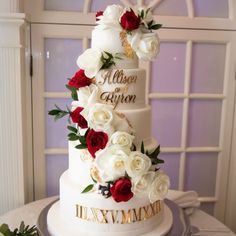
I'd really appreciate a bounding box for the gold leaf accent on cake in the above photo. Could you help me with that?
[120,31,135,59]
[90,166,102,183]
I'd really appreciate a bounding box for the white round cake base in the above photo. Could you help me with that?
[47,201,173,236]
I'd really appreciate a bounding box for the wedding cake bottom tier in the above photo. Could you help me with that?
[47,171,172,236]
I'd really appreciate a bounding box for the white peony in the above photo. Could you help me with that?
[132,171,155,197]
[109,131,134,153]
[95,145,128,182]
[127,31,160,61]
[96,4,123,31]
[149,171,170,203]
[81,103,115,135]
[126,151,151,178]
[76,48,102,78]
[74,84,99,108]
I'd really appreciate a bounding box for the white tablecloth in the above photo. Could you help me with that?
[0,197,235,236]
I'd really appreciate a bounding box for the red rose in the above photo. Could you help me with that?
[70,107,88,128]
[86,129,108,158]
[110,178,134,202]
[68,69,91,89]
[120,9,140,31]
[96,11,103,21]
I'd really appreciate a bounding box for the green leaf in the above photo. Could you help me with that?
[78,136,86,145]
[140,9,144,19]
[146,8,151,15]
[67,125,77,134]
[81,184,94,193]
[68,134,79,141]
[141,141,145,154]
[48,109,61,116]
[150,24,162,30]
[90,174,97,183]
[0,224,11,236]
[75,144,87,149]
[66,84,78,100]
[147,20,154,28]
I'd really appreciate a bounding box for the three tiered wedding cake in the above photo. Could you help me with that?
[47,4,172,236]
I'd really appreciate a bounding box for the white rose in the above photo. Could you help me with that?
[81,103,115,135]
[109,131,134,153]
[95,145,128,182]
[127,31,160,61]
[96,4,123,30]
[126,151,151,178]
[76,84,99,107]
[76,48,102,78]
[149,171,170,203]
[132,171,155,197]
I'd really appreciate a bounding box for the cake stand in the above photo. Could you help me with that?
[37,199,192,236]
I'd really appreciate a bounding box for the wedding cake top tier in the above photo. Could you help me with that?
[91,29,138,69]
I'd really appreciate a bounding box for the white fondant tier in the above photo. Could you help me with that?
[51,171,165,236]
[92,28,138,69]
[96,68,146,110]
[47,201,173,236]
[118,106,152,144]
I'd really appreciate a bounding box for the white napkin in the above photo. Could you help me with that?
[167,190,200,215]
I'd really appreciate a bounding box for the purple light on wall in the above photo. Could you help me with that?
[152,0,187,16]
[159,153,180,190]
[91,0,122,12]
[151,99,183,147]
[184,153,217,196]
[44,0,84,11]
[46,155,68,197]
[151,42,186,93]
[187,100,222,147]
[190,43,226,94]
[193,0,228,18]
[45,38,83,92]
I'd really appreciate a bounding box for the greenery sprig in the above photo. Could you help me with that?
[0,222,39,236]
[66,84,78,101]
[48,105,70,121]
[100,51,123,70]
[67,126,88,149]
[133,142,164,165]
[138,8,162,31]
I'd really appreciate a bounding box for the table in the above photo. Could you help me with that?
[0,197,235,236]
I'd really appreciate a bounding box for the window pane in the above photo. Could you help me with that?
[152,0,187,16]
[151,99,183,147]
[46,155,68,197]
[159,153,180,190]
[45,38,83,92]
[45,98,71,148]
[44,0,84,11]
[91,0,122,12]
[187,100,222,147]
[190,43,226,94]
[151,42,186,93]
[185,153,218,196]
[193,0,228,18]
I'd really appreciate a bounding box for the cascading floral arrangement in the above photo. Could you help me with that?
[49,5,170,203]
